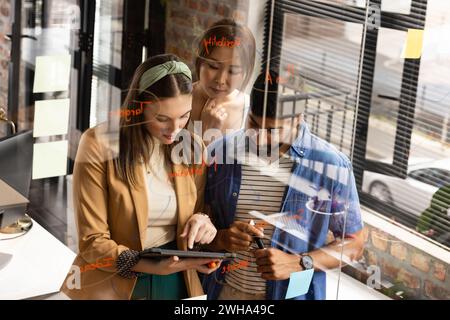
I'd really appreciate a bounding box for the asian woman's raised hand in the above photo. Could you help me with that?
[200,99,228,131]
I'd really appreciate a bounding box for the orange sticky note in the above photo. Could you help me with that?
[402,29,424,59]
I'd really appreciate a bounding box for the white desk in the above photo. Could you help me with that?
[0,219,76,300]
[326,268,390,300]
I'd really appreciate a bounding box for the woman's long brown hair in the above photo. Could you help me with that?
[114,54,193,187]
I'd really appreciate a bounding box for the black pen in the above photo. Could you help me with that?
[249,220,265,249]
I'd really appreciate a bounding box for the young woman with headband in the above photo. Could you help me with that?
[61,54,219,300]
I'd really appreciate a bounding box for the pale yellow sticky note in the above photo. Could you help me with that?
[33,55,71,93]
[32,141,68,179]
[33,99,70,137]
[402,29,424,59]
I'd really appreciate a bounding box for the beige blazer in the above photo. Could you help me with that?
[60,126,207,299]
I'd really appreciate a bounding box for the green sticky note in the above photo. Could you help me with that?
[285,269,314,299]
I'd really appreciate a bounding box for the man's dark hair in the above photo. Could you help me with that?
[250,69,280,119]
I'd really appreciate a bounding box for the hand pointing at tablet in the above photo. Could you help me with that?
[180,213,217,249]
[130,213,220,276]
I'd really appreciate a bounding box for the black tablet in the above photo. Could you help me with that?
[139,248,236,260]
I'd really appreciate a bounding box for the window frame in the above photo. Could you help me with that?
[262,0,428,184]
[262,0,430,236]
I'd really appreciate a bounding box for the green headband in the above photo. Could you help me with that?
[138,61,192,93]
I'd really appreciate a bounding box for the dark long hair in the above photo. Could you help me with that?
[195,18,256,91]
[114,54,193,187]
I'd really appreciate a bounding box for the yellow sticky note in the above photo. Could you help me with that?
[402,29,424,59]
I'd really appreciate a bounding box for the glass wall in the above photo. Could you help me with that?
[271,0,449,300]
[89,0,122,127]
[1,0,448,300]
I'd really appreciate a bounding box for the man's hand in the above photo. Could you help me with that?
[214,221,264,252]
[254,248,302,280]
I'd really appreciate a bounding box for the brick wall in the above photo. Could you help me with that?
[345,224,450,300]
[165,0,250,77]
[0,0,11,111]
